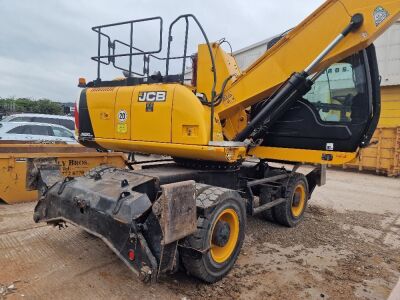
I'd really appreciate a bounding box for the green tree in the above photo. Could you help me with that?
[0,98,16,112]
[33,99,63,115]
[0,97,64,115]
[15,98,35,112]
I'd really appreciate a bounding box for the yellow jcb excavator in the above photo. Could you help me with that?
[29,0,400,283]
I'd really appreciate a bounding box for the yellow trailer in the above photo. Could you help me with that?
[0,143,126,204]
[344,127,400,176]
[379,86,400,128]
[342,87,400,176]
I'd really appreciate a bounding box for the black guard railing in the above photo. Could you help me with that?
[90,14,217,141]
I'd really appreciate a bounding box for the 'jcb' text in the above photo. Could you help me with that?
[138,91,167,102]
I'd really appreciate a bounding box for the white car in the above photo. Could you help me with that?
[2,113,75,130]
[0,122,77,144]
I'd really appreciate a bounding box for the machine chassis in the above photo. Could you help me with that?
[30,158,325,282]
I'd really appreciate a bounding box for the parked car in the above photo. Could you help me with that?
[2,113,75,130]
[0,122,77,144]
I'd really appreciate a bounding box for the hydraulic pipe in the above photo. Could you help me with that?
[305,13,364,73]
[234,72,312,142]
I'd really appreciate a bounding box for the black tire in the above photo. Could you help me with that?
[259,187,275,222]
[259,169,286,223]
[181,186,246,283]
[273,173,309,227]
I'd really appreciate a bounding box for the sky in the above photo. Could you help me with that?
[0,0,325,103]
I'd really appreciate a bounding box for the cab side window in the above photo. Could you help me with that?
[303,53,369,124]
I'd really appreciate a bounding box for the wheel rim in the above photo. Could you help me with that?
[291,184,306,217]
[210,208,240,264]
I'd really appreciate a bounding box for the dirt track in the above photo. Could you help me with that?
[1,169,399,300]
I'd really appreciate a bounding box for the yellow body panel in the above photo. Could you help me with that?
[86,84,219,145]
[95,138,246,163]
[249,146,357,165]
[171,85,210,145]
[115,87,134,140]
[197,43,241,101]
[196,44,247,140]
[86,84,240,160]
[131,85,173,142]
[87,87,117,139]
[222,110,248,141]
[0,144,126,204]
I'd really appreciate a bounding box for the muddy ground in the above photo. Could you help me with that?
[0,168,399,300]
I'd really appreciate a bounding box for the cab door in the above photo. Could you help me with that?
[251,45,380,164]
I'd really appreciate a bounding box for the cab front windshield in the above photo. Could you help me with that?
[303,53,370,124]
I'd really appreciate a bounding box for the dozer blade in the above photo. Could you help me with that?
[29,159,197,282]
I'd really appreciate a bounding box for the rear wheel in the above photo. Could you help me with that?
[181,186,246,283]
[273,173,309,227]
[259,169,287,223]
[259,187,275,222]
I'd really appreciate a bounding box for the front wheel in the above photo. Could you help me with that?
[181,187,246,283]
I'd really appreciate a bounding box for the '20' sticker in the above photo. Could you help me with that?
[118,110,128,123]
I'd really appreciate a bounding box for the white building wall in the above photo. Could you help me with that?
[234,40,270,70]
[375,21,400,86]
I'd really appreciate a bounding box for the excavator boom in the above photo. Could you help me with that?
[219,0,400,119]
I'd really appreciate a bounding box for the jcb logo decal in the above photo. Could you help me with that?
[138,91,167,102]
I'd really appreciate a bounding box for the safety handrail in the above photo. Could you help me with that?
[91,16,163,81]
[165,14,217,140]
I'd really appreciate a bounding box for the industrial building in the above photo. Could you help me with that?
[375,20,400,127]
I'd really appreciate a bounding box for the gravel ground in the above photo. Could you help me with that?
[0,168,399,300]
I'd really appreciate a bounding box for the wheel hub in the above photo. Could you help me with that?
[212,220,231,247]
[210,208,240,264]
[291,184,306,217]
